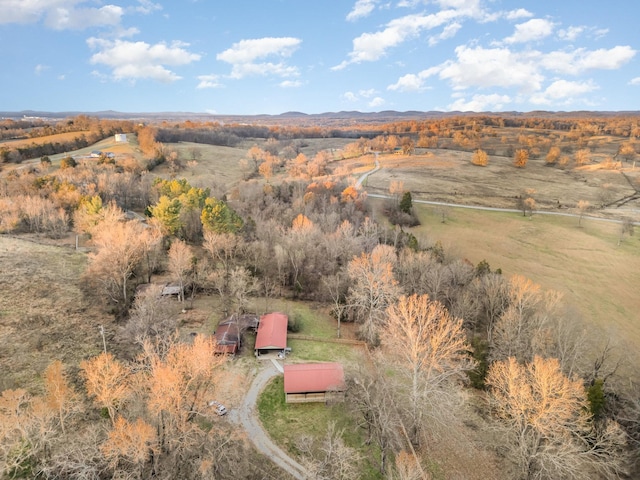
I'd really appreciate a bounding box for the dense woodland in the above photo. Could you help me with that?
[0,114,639,479]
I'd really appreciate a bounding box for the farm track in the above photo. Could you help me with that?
[358,161,640,225]
[231,362,307,480]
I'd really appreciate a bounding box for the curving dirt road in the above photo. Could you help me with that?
[230,362,307,480]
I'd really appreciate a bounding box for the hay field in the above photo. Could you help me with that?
[0,131,93,150]
[358,150,638,214]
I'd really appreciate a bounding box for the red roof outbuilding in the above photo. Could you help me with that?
[284,363,346,394]
[254,312,288,351]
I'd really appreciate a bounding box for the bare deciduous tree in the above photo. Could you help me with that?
[347,244,400,344]
[576,200,590,227]
[487,356,629,480]
[382,294,474,445]
[125,284,178,344]
[43,360,78,434]
[81,352,130,425]
[85,216,151,308]
[346,366,402,475]
[297,421,363,480]
[168,239,194,302]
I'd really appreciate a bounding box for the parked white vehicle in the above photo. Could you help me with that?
[208,400,227,416]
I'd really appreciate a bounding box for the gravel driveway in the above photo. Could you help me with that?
[229,361,308,479]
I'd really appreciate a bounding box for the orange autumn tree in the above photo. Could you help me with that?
[81,352,130,425]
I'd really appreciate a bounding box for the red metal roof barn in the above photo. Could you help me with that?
[254,312,288,355]
[283,363,346,404]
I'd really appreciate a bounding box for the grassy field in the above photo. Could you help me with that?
[0,234,111,391]
[386,198,640,370]
[355,149,639,215]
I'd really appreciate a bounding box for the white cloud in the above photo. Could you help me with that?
[558,25,584,42]
[359,88,377,98]
[197,74,223,89]
[629,77,640,86]
[88,38,201,83]
[133,0,162,15]
[46,4,123,30]
[342,91,358,102]
[346,0,378,21]
[34,64,49,75]
[388,66,439,92]
[332,10,459,69]
[530,79,598,105]
[504,18,555,44]
[505,8,533,20]
[0,1,125,30]
[448,93,511,111]
[280,80,302,88]
[217,37,301,79]
[341,89,382,104]
[439,45,544,92]
[428,22,461,46]
[542,46,636,74]
[368,96,386,107]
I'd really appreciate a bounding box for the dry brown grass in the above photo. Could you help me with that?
[347,149,638,213]
[0,234,112,391]
[0,131,93,149]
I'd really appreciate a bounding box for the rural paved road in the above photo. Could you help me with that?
[230,362,307,480]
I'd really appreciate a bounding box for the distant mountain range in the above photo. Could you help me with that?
[2,109,640,125]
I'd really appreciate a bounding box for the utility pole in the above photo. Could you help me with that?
[99,325,107,354]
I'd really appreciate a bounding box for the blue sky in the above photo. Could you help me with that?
[1,0,638,115]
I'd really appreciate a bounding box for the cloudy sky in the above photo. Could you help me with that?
[1,0,638,114]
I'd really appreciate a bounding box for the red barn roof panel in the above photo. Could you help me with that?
[284,363,346,394]
[255,312,288,350]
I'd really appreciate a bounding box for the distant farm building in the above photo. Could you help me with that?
[283,363,346,404]
[115,133,127,143]
[161,284,181,297]
[254,312,288,356]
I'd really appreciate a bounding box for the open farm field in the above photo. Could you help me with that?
[0,235,111,391]
[388,199,640,371]
[156,141,249,188]
[347,149,640,216]
[0,131,93,149]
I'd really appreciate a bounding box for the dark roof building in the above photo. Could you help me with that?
[283,363,346,404]
[214,323,241,355]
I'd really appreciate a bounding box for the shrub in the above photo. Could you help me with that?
[471,149,488,166]
[288,314,302,333]
[60,156,77,169]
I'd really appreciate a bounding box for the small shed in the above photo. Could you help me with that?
[115,133,127,143]
[284,363,346,404]
[254,312,288,356]
[161,284,181,297]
